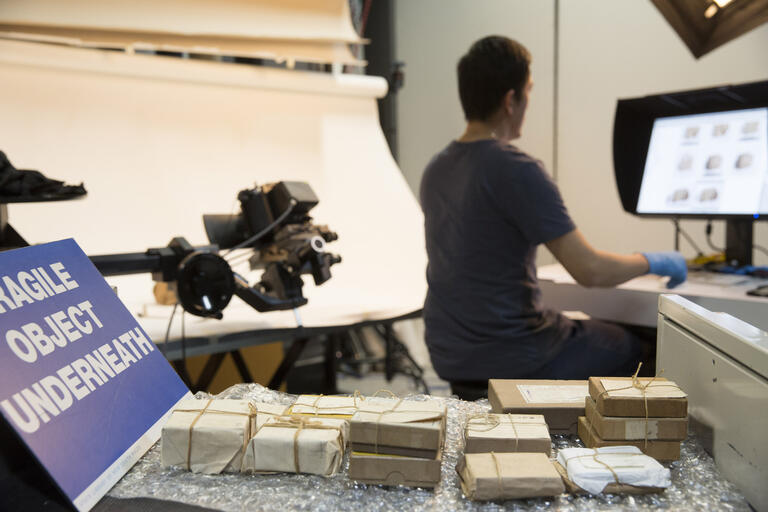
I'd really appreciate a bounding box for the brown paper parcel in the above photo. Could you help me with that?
[589,377,687,418]
[243,416,349,476]
[464,413,551,456]
[578,417,680,461]
[350,397,446,458]
[457,452,565,501]
[585,396,687,441]
[488,379,588,434]
[161,400,288,474]
[348,450,442,488]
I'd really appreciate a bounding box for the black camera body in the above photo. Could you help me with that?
[90,181,340,318]
[204,181,341,312]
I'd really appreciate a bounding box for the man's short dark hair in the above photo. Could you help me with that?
[457,36,531,122]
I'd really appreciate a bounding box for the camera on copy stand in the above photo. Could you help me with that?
[90,181,341,319]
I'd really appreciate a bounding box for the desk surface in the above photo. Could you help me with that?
[538,263,768,331]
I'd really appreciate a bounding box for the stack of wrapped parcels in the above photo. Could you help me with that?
[463,413,551,456]
[458,413,565,500]
[246,394,358,475]
[579,376,688,461]
[161,397,350,477]
[488,379,589,434]
[161,399,289,474]
[347,396,447,488]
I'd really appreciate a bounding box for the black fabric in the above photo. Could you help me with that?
[0,416,72,511]
[515,319,648,379]
[449,380,488,401]
[0,151,86,200]
[93,497,219,512]
[0,416,217,512]
[420,140,576,381]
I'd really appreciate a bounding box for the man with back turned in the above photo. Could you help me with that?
[419,36,687,399]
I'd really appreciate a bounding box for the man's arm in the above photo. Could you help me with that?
[545,229,650,287]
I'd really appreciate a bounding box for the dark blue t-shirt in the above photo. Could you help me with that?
[419,139,576,381]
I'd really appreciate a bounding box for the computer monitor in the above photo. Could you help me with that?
[613,80,768,265]
[637,107,768,216]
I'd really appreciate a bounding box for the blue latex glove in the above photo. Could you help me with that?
[642,251,687,288]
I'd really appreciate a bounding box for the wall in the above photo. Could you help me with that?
[394,0,555,193]
[395,0,768,264]
[559,1,768,263]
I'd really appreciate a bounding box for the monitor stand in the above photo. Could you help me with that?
[725,218,753,267]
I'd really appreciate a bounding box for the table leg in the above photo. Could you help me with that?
[268,337,310,390]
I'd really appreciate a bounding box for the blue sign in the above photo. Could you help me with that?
[0,239,190,511]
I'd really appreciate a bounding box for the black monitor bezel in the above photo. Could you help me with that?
[613,79,768,220]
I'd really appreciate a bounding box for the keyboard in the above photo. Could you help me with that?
[686,270,768,287]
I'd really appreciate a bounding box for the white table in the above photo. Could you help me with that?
[107,274,421,391]
[538,263,768,331]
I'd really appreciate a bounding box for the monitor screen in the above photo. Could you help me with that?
[636,107,768,216]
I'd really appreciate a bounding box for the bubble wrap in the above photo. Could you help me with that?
[109,384,751,511]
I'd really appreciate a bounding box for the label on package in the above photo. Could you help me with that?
[517,384,589,404]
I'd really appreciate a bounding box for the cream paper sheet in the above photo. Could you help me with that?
[557,446,671,495]
[352,396,446,424]
[517,384,590,404]
[465,414,549,440]
[0,27,361,65]
[161,400,288,474]
[600,379,688,399]
[243,416,348,476]
[0,0,362,43]
[290,395,362,417]
[0,39,427,336]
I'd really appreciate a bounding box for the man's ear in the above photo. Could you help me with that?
[503,89,517,114]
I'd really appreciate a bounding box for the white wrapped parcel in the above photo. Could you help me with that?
[161,399,288,474]
[557,446,671,494]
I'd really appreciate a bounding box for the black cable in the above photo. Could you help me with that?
[672,219,704,256]
[223,199,297,257]
[162,303,178,357]
[753,244,768,259]
[705,220,724,253]
[181,309,186,363]
[176,310,195,389]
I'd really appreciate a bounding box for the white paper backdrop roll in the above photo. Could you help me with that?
[0,39,426,334]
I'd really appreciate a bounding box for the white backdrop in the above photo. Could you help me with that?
[0,39,427,337]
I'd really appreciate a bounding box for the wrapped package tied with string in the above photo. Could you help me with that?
[464,413,551,456]
[585,396,687,441]
[288,394,362,418]
[349,396,446,458]
[161,400,289,474]
[488,379,588,434]
[242,415,348,476]
[348,450,443,488]
[456,452,565,501]
[577,417,680,460]
[589,376,687,417]
[555,446,671,495]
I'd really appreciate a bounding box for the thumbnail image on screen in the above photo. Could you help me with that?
[636,107,768,216]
